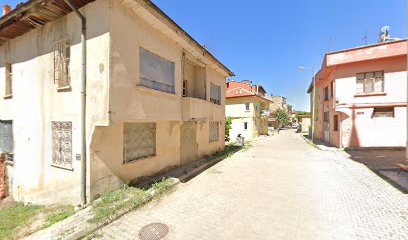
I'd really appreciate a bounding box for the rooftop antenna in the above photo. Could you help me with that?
[362,30,368,45]
[327,34,333,52]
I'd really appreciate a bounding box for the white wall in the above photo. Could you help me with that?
[0,0,111,204]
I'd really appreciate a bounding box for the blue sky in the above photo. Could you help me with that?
[5,0,406,111]
[152,0,406,111]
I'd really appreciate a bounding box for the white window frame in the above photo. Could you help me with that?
[210,83,221,105]
[356,71,384,94]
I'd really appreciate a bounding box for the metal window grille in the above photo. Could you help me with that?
[209,121,219,142]
[5,63,12,96]
[54,39,70,88]
[373,107,394,118]
[52,121,72,168]
[124,123,156,163]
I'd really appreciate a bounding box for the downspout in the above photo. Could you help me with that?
[63,0,87,205]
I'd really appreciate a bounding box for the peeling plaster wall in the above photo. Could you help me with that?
[0,0,110,205]
[88,1,226,199]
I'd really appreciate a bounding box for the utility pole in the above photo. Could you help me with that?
[406,0,408,161]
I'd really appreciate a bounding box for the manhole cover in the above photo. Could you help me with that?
[139,223,169,240]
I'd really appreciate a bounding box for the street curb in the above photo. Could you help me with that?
[178,147,242,182]
[299,133,322,150]
[24,147,243,240]
[24,178,180,240]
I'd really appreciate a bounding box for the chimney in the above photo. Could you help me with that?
[3,4,11,16]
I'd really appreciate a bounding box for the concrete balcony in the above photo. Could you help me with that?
[182,97,224,121]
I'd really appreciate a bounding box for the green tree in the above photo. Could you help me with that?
[225,117,232,141]
[275,108,291,127]
[295,111,311,121]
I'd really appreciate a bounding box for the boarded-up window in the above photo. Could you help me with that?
[0,121,13,154]
[52,122,72,168]
[54,39,71,88]
[373,107,394,118]
[356,71,383,94]
[124,123,156,163]
[209,121,219,142]
[333,115,339,131]
[5,63,12,97]
[140,48,175,94]
[210,83,221,105]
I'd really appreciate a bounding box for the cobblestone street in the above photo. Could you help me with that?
[94,130,408,240]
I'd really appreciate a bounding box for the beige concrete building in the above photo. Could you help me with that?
[226,81,270,141]
[266,95,293,128]
[0,0,233,205]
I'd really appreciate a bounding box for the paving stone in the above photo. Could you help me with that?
[93,130,408,240]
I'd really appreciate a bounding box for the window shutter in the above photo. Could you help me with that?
[140,48,175,93]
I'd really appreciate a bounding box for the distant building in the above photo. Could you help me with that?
[298,114,311,133]
[307,39,406,148]
[265,95,293,128]
[226,80,270,141]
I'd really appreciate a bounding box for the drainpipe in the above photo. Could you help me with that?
[63,0,87,205]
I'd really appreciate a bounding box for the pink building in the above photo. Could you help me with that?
[307,39,407,148]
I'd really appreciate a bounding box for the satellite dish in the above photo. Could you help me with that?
[380,26,390,34]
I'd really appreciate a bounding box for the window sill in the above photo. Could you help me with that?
[354,92,386,97]
[51,164,74,171]
[3,94,12,99]
[57,86,72,92]
[135,85,177,98]
[123,155,156,164]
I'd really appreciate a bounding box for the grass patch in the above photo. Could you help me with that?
[42,205,75,229]
[210,144,242,160]
[0,203,42,239]
[89,178,174,224]
[0,203,76,239]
